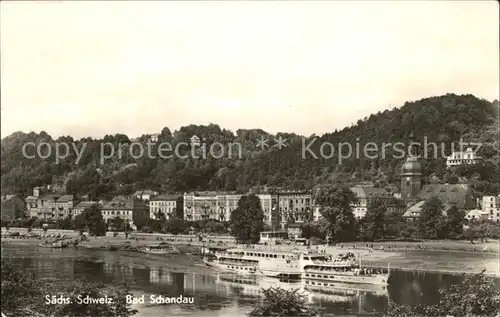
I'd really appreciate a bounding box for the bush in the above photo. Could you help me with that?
[248,287,319,317]
[1,259,138,317]
[386,270,500,316]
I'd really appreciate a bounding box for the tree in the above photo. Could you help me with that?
[155,211,166,221]
[109,216,125,232]
[443,206,465,239]
[386,270,500,317]
[132,207,149,231]
[163,217,188,234]
[385,210,405,238]
[362,198,387,241]
[74,204,106,236]
[230,194,265,244]
[400,221,420,240]
[56,215,74,230]
[315,186,357,242]
[301,221,327,240]
[418,196,446,239]
[248,287,319,317]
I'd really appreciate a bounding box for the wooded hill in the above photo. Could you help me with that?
[2,93,499,199]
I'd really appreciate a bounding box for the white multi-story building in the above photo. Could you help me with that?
[183,192,273,224]
[446,147,483,167]
[272,190,313,229]
[149,195,179,219]
[257,194,273,224]
[101,198,148,226]
[133,190,159,201]
[481,195,500,222]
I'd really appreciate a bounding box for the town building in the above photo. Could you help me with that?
[446,147,483,168]
[403,184,476,220]
[257,193,273,224]
[133,190,159,201]
[190,135,201,146]
[400,156,422,201]
[25,187,75,220]
[72,201,101,217]
[101,198,149,227]
[1,194,26,221]
[271,190,312,229]
[149,195,179,220]
[183,191,273,223]
[184,191,240,222]
[311,205,324,222]
[287,223,303,240]
[481,195,500,222]
[350,186,396,219]
[465,209,489,221]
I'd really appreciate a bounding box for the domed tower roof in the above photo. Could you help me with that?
[401,156,422,176]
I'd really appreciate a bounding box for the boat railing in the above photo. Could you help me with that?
[310,260,353,266]
[220,260,256,266]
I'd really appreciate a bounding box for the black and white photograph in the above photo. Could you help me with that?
[1,1,499,317]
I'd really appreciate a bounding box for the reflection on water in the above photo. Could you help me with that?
[2,244,498,316]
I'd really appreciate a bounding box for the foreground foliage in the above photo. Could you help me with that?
[1,259,138,317]
[386,270,500,317]
[248,287,319,317]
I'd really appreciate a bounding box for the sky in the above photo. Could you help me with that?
[1,1,499,139]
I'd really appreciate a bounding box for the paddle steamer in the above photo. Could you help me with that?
[203,246,389,286]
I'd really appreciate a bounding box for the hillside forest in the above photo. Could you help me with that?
[1,94,499,200]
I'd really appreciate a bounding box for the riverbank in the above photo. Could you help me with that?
[3,236,499,276]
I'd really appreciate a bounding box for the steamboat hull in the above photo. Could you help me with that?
[303,272,388,286]
[203,258,256,275]
[203,258,301,278]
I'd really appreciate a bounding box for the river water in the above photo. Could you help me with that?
[1,244,495,316]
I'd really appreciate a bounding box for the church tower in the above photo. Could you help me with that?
[400,131,422,201]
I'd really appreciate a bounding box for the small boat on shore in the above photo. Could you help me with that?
[139,243,179,255]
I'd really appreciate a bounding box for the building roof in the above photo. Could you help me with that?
[57,195,74,202]
[184,191,240,197]
[350,187,391,199]
[102,198,148,210]
[151,194,179,201]
[102,199,135,210]
[25,196,37,202]
[74,201,101,209]
[417,184,474,209]
[133,190,158,197]
[38,194,61,201]
[466,209,488,217]
[403,200,451,218]
[401,156,422,176]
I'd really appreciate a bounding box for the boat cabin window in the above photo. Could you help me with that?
[311,256,330,261]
